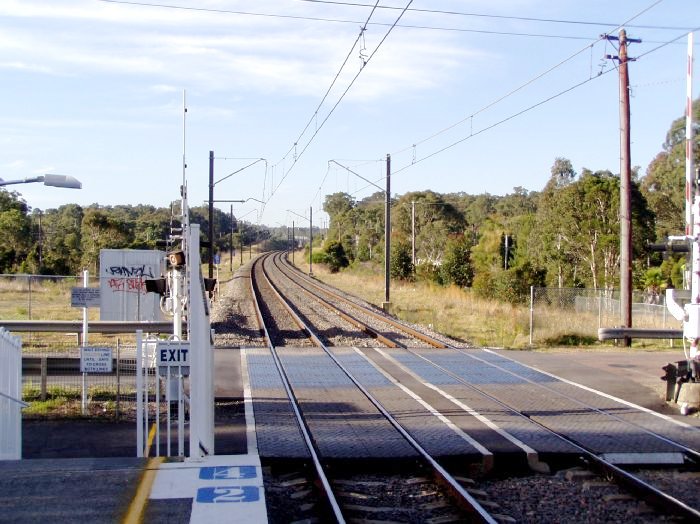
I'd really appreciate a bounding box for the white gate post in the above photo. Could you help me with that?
[0,328,25,460]
[188,223,214,458]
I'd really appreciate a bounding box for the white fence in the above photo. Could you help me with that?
[1,327,25,460]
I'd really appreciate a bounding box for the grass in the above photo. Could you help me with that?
[22,384,136,418]
[293,253,676,350]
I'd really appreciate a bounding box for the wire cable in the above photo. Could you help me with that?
[274,1,381,168]
[96,1,691,40]
[292,0,697,32]
[267,0,414,204]
[392,0,665,157]
[393,25,698,177]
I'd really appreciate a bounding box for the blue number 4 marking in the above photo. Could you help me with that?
[199,466,257,480]
[196,486,260,503]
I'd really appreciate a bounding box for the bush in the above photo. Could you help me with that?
[323,241,349,273]
[440,236,473,287]
[416,261,441,284]
[390,241,414,281]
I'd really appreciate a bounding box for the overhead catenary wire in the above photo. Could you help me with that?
[266,0,414,207]
[393,26,699,177]
[322,1,685,195]
[391,0,665,157]
[293,0,697,32]
[96,0,694,41]
[273,0,382,169]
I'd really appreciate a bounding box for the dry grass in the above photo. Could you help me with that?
[295,254,673,350]
[301,259,532,348]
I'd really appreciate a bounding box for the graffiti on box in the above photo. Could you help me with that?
[105,265,156,295]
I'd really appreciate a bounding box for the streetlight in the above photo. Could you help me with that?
[208,198,266,273]
[0,174,82,272]
[0,174,82,189]
[288,208,313,276]
[208,149,267,279]
[329,156,391,309]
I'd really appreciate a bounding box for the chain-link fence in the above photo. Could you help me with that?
[529,287,683,345]
[21,341,160,419]
[0,274,93,320]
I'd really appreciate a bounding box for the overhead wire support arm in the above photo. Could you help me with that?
[214,158,267,186]
[328,160,384,193]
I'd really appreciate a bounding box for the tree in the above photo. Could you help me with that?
[393,191,466,265]
[390,241,414,280]
[533,167,654,290]
[80,207,131,272]
[641,98,700,240]
[323,241,349,273]
[440,235,473,287]
[0,190,31,272]
[40,204,84,274]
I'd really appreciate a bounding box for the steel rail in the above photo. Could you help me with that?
[269,253,700,520]
[279,251,700,464]
[250,256,345,523]
[259,252,497,524]
[279,252,448,348]
[270,253,399,347]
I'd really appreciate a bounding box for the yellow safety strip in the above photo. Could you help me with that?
[122,455,164,524]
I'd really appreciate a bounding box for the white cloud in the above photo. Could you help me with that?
[0,0,482,100]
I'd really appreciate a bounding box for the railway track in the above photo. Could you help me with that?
[244,252,700,522]
[250,253,498,523]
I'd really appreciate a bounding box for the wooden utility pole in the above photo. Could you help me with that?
[309,206,313,276]
[606,29,640,347]
[384,154,391,309]
[208,150,215,280]
[411,200,416,266]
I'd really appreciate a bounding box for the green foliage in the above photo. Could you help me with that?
[311,250,327,264]
[390,241,414,281]
[323,241,349,273]
[440,235,473,287]
[473,263,544,304]
[415,261,441,284]
[641,99,700,241]
[0,190,31,272]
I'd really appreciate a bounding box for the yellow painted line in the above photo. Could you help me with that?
[122,456,164,524]
[145,422,157,457]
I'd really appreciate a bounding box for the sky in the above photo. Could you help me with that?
[1,0,699,229]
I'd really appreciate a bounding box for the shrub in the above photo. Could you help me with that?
[390,241,414,281]
[323,241,349,273]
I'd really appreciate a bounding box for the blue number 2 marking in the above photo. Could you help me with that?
[196,486,260,504]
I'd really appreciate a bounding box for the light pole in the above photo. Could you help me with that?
[208,200,264,272]
[329,156,391,309]
[0,174,82,189]
[288,209,313,276]
[208,150,267,279]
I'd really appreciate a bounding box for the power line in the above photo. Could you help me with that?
[267,0,414,205]
[392,0,665,157]
[96,1,690,41]
[274,1,381,168]
[293,0,697,32]
[393,26,698,177]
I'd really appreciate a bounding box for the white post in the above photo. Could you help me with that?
[136,330,144,457]
[188,223,214,458]
[529,286,534,346]
[81,270,89,415]
[172,268,183,340]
